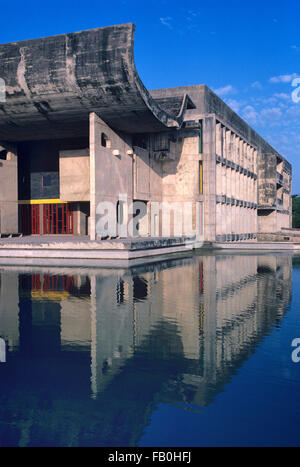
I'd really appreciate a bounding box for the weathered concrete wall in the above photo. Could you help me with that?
[257,209,276,233]
[134,146,157,200]
[89,112,133,240]
[258,153,277,207]
[0,146,18,233]
[59,149,90,202]
[158,128,203,237]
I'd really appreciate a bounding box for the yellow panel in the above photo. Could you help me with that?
[18,199,67,205]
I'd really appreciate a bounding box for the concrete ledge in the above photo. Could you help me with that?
[0,235,298,267]
[0,235,192,251]
[211,242,300,250]
[0,235,196,263]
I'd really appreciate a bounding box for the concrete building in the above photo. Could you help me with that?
[0,23,292,243]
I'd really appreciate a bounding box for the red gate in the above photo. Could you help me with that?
[43,203,73,235]
[20,204,40,235]
[20,203,73,235]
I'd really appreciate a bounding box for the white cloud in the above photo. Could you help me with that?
[251,81,263,89]
[291,45,300,52]
[242,105,258,124]
[273,92,290,100]
[225,99,241,113]
[213,84,236,97]
[269,73,299,83]
[261,107,282,120]
[160,17,173,29]
[286,105,300,118]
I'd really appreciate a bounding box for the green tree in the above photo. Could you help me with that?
[292,195,300,228]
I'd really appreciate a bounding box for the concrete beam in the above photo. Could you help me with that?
[0,24,188,141]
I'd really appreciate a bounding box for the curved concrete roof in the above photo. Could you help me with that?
[0,23,194,141]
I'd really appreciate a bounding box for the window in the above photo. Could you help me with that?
[42,175,51,187]
[199,161,203,194]
[132,134,148,149]
[152,133,169,151]
[116,200,124,225]
[0,150,7,160]
[101,133,111,148]
[199,120,203,154]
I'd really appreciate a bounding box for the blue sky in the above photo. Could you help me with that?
[1,0,300,191]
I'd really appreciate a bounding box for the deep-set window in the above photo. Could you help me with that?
[199,161,203,194]
[152,133,169,151]
[42,175,51,187]
[0,150,7,160]
[199,120,203,154]
[101,133,111,148]
[132,134,148,149]
[116,200,124,225]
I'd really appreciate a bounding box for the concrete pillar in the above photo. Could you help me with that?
[0,143,18,234]
[203,116,216,242]
[89,113,97,240]
[216,122,222,156]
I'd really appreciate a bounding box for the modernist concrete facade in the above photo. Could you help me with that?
[0,23,292,243]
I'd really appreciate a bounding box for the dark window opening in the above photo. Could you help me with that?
[152,133,169,151]
[199,120,203,153]
[42,175,51,187]
[132,134,148,150]
[0,150,7,160]
[101,133,111,148]
[117,201,124,225]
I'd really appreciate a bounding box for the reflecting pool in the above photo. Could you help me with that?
[0,252,299,446]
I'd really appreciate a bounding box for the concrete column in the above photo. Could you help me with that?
[203,116,216,242]
[216,122,222,156]
[0,143,18,234]
[89,113,97,240]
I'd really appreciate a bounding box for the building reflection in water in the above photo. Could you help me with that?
[0,253,292,446]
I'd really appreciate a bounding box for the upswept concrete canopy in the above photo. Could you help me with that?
[0,23,194,141]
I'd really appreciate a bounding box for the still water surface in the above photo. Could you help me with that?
[0,253,299,446]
